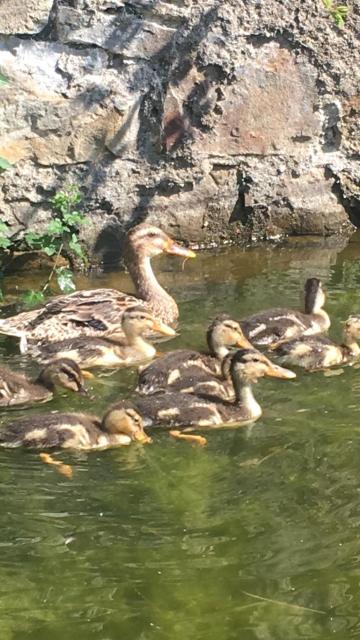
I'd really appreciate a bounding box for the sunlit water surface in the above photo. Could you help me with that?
[2,233,360,639]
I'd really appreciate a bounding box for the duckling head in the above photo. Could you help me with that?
[102,401,151,444]
[37,359,87,394]
[125,223,196,260]
[344,315,360,338]
[229,349,296,384]
[304,278,325,314]
[207,314,251,358]
[121,305,176,339]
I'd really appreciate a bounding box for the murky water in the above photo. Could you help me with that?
[2,232,360,639]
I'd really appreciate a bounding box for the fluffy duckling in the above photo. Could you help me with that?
[0,400,150,450]
[0,359,88,407]
[26,306,176,369]
[241,278,330,347]
[272,315,360,370]
[131,349,295,431]
[0,223,196,344]
[137,314,252,395]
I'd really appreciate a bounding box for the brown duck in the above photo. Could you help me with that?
[0,223,195,344]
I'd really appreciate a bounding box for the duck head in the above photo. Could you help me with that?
[37,358,88,394]
[102,400,151,443]
[125,223,196,260]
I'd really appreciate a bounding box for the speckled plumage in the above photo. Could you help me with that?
[0,359,86,406]
[0,224,195,344]
[273,315,360,370]
[240,278,330,347]
[133,349,296,431]
[137,315,249,395]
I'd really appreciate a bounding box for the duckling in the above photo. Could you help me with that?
[0,359,88,407]
[130,349,295,431]
[0,400,150,450]
[137,314,252,395]
[241,278,330,347]
[0,223,196,344]
[26,306,176,369]
[272,315,360,370]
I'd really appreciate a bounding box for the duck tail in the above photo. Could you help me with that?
[0,320,28,352]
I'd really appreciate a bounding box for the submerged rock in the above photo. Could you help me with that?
[0,0,358,262]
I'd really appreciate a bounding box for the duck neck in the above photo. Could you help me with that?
[126,334,156,358]
[211,342,229,360]
[35,372,54,391]
[126,253,177,321]
[313,308,330,330]
[231,373,262,419]
[342,332,360,356]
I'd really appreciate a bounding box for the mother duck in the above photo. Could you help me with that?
[0,223,195,343]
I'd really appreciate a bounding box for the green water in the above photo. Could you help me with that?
[2,233,360,639]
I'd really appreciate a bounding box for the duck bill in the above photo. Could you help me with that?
[151,319,176,337]
[265,362,296,379]
[81,369,94,379]
[164,241,196,259]
[134,431,152,444]
[236,336,253,349]
[78,385,89,396]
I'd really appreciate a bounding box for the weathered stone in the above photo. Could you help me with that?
[57,7,176,60]
[0,0,359,261]
[0,0,53,35]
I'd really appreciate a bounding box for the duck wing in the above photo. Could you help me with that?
[133,392,224,429]
[241,309,312,346]
[0,289,143,342]
[137,350,220,395]
[0,368,47,406]
[0,413,101,448]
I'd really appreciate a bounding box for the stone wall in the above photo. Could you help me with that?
[0,0,359,263]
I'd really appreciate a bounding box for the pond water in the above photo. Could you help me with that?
[2,232,360,639]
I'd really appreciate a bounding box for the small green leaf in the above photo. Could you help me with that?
[56,267,76,293]
[69,234,85,259]
[336,4,349,11]
[24,231,43,248]
[0,73,8,86]
[0,236,11,249]
[47,218,65,236]
[335,13,345,26]
[63,211,86,227]
[323,0,333,8]
[22,290,45,308]
[43,245,57,256]
[0,157,11,170]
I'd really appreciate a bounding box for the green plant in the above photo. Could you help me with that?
[323,0,349,27]
[24,184,88,269]
[0,184,89,307]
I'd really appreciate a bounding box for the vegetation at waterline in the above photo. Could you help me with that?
[322,0,349,27]
[0,185,88,307]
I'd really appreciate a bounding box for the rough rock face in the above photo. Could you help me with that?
[0,0,359,263]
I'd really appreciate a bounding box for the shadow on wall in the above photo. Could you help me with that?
[79,3,222,266]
